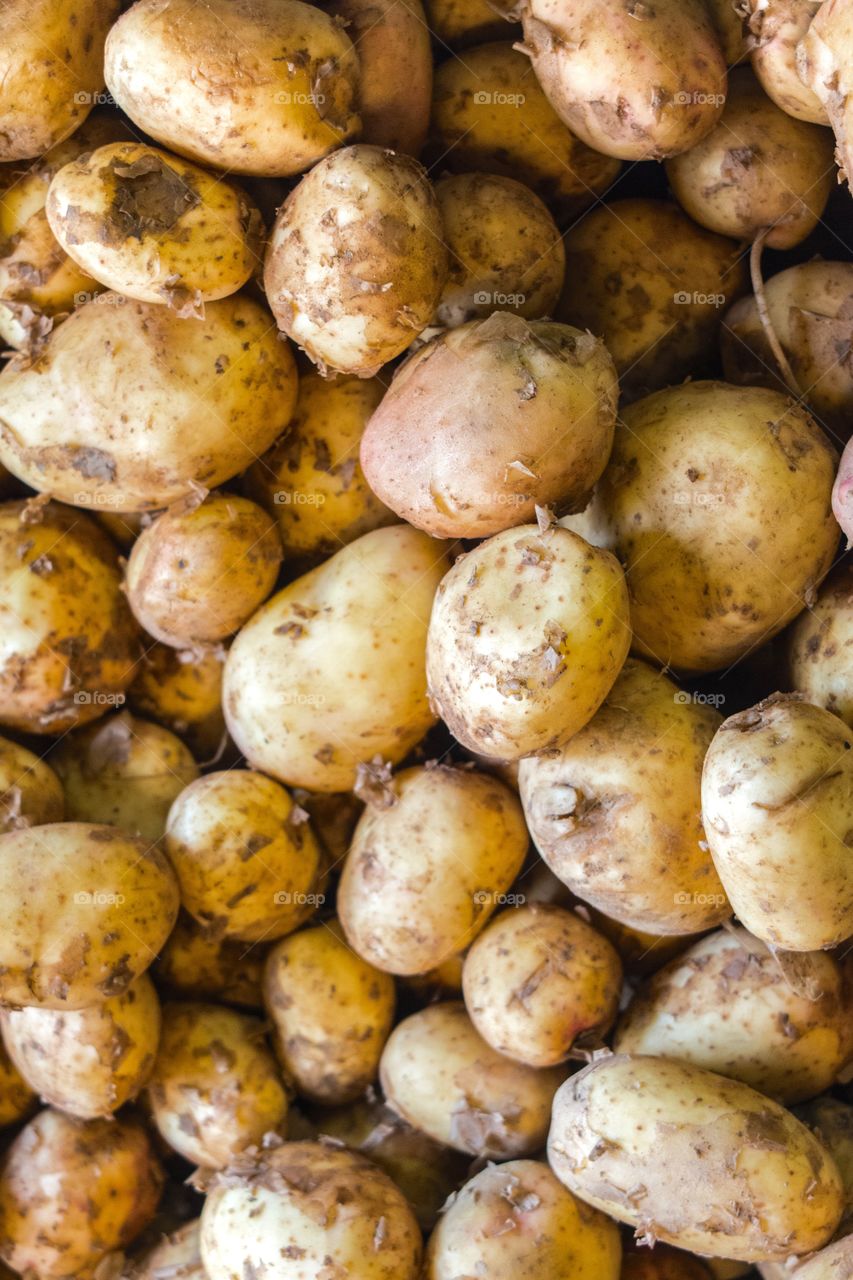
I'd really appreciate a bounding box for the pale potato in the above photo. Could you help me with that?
[0,734,64,832]
[128,641,226,760]
[786,562,853,730]
[758,1235,853,1280]
[132,1220,206,1280]
[746,0,828,122]
[798,0,853,184]
[154,912,265,1011]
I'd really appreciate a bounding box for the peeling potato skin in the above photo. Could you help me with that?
[338,765,528,976]
[379,1001,566,1158]
[0,293,298,513]
[104,0,360,178]
[199,1141,423,1280]
[0,1041,35,1128]
[0,821,179,1010]
[799,0,853,187]
[360,316,617,539]
[128,642,226,760]
[264,145,447,376]
[701,696,853,952]
[154,913,265,1011]
[426,1159,622,1280]
[518,0,727,162]
[0,973,161,1120]
[758,1234,853,1280]
[786,563,853,732]
[0,734,64,833]
[746,0,828,123]
[0,500,138,735]
[548,1054,845,1263]
[0,1108,163,1280]
[130,1219,206,1280]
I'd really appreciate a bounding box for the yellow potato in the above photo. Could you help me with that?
[0,734,64,832]
[154,912,265,1010]
[128,641,226,760]
[799,0,853,184]
[746,0,828,122]
[797,1098,853,1226]
[0,1042,35,1128]
[424,0,518,46]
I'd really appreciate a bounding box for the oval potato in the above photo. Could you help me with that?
[0,734,64,832]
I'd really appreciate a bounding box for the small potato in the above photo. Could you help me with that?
[0,734,64,832]
[548,1054,845,1262]
[798,0,853,185]
[0,1043,35,1128]
[132,1220,205,1280]
[147,1002,289,1169]
[0,1108,163,1279]
[426,1159,622,1280]
[264,145,447,376]
[462,904,623,1067]
[360,316,617,539]
[46,143,264,308]
[622,1243,713,1279]
[1,974,161,1119]
[585,909,701,977]
[426,524,630,760]
[338,765,528,975]
[786,562,853,729]
[0,822,179,1009]
[224,525,449,791]
[263,920,395,1105]
[424,0,518,46]
[380,1001,565,1157]
[52,712,199,843]
[199,1141,422,1280]
[746,0,828,122]
[105,0,360,177]
[758,1236,853,1280]
[154,913,265,1011]
[129,642,226,760]
[435,173,565,327]
[701,696,853,951]
[666,69,835,249]
[797,1098,853,1224]
[165,770,322,943]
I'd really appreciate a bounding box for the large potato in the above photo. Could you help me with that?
[105,0,360,177]
[425,1159,622,1280]
[701,696,853,951]
[426,524,630,760]
[338,764,528,975]
[360,316,617,539]
[548,1054,845,1262]
[224,524,449,791]
[786,562,853,729]
[746,0,827,122]
[518,658,729,935]
[128,641,226,759]
[0,822,178,1009]
[0,734,64,832]
[799,0,853,185]
[154,912,265,1011]
[0,293,298,512]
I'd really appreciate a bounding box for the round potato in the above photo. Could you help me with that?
[426,524,630,760]
[264,145,447,376]
[338,765,528,975]
[0,734,64,832]
[128,641,226,760]
[360,316,617,539]
[701,695,853,951]
[798,0,853,186]
[0,1108,163,1279]
[426,1159,622,1280]
[154,912,265,1011]
[105,0,360,177]
[747,0,827,123]
[224,524,449,791]
[380,1001,565,1157]
[0,974,161,1119]
[132,1220,205,1280]
[786,562,853,729]
[548,1054,845,1262]
[0,293,298,512]
[0,821,179,1009]
[0,1042,35,1128]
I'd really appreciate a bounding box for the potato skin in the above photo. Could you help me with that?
[424,0,517,46]
[105,0,360,177]
[701,696,853,951]
[799,0,853,185]
[128,642,226,759]
[154,913,265,1011]
[264,145,447,376]
[758,1235,853,1280]
[132,1220,205,1280]
[338,765,528,975]
[787,562,853,729]
[360,316,617,539]
[0,1043,35,1128]
[0,734,64,832]
[548,1054,845,1262]
[0,293,298,512]
[425,1159,622,1280]
[747,0,827,123]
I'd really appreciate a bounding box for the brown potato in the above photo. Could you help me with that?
[128,642,226,760]
[0,734,64,832]
[746,0,828,122]
[786,561,853,730]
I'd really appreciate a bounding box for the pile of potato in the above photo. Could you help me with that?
[1,0,853,1277]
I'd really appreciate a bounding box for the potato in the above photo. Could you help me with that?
[0,1043,34,1128]
[426,1159,622,1280]
[584,910,700,978]
[797,1098,853,1224]
[224,525,449,791]
[45,142,264,308]
[0,293,298,512]
[462,905,622,1066]
[164,769,322,943]
[758,1236,853,1280]
[426,524,630,760]
[0,1108,163,1279]
[0,1,121,161]
[556,198,747,398]
[665,69,835,249]
[614,927,853,1103]
[786,562,853,729]
[338,764,528,975]
[105,0,360,177]
[519,0,727,161]
[132,1220,205,1280]
[360,316,617,539]
[548,1054,845,1262]
[834,439,853,542]
[798,0,853,184]
[435,173,565,327]
[0,734,64,832]
[52,712,199,843]
[706,0,749,64]
[622,1243,713,1278]
[0,822,178,1009]
[568,382,838,673]
[154,912,265,1011]
[264,145,447,376]
[129,641,226,760]
[0,974,160,1119]
[429,43,621,220]
[701,696,853,951]
[424,0,517,46]
[746,0,828,122]
[0,500,138,734]
[147,1002,289,1169]
[380,1001,565,1157]
[199,1141,423,1280]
